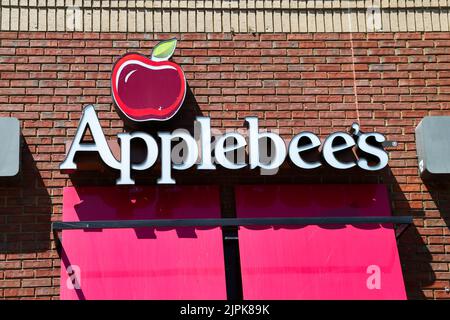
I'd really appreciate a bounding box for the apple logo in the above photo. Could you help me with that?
[111,38,186,122]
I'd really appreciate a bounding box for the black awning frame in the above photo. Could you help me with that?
[52,216,413,256]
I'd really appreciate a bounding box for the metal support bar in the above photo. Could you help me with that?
[394,223,411,240]
[53,216,412,230]
[52,216,412,256]
[52,228,62,255]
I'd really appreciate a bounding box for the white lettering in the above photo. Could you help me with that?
[195,117,216,170]
[247,117,287,171]
[60,106,391,184]
[322,132,356,169]
[214,133,247,169]
[116,132,158,185]
[289,132,322,169]
[158,130,198,184]
[357,133,389,171]
[60,105,120,171]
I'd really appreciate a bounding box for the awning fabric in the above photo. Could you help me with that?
[235,184,407,300]
[60,186,227,300]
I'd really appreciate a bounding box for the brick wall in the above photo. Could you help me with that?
[0,31,449,299]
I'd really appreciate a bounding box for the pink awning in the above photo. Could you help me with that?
[60,186,227,300]
[236,184,407,300]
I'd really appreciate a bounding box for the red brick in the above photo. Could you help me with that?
[0,280,21,288]
[3,288,35,297]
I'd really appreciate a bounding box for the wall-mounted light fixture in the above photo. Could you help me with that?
[415,116,450,179]
[0,117,20,177]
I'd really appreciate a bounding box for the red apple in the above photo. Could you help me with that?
[111,39,186,122]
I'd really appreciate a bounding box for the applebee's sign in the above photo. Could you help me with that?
[60,39,390,185]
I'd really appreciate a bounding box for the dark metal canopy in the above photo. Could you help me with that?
[52,216,413,256]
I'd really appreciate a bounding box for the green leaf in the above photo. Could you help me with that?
[151,38,177,61]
